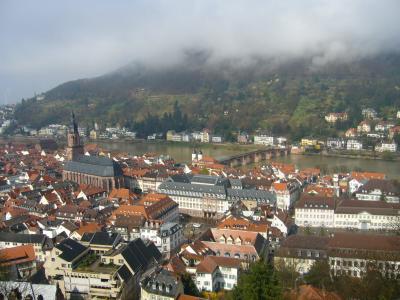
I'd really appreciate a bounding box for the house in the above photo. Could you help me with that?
[0,232,51,262]
[110,215,144,242]
[355,179,400,203]
[140,221,184,257]
[271,181,300,210]
[345,128,357,138]
[254,134,275,146]
[274,235,329,274]
[200,129,210,143]
[110,194,179,224]
[211,136,223,143]
[357,121,371,133]
[46,238,162,299]
[348,178,368,194]
[325,112,348,124]
[217,215,269,239]
[397,110,400,119]
[346,139,363,151]
[294,195,336,228]
[285,285,342,300]
[362,108,378,119]
[349,171,386,194]
[375,141,397,152]
[141,268,183,300]
[195,256,243,292]
[0,245,36,279]
[388,126,400,139]
[375,121,394,132]
[237,132,249,144]
[326,138,346,150]
[198,228,269,261]
[80,231,122,254]
[300,138,318,147]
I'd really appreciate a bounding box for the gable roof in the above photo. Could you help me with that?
[55,238,88,262]
[121,239,161,273]
[0,245,35,266]
[64,155,123,177]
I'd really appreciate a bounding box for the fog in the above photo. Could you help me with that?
[1,0,399,102]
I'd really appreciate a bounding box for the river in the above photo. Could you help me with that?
[96,140,399,179]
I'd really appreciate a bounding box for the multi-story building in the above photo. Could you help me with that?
[199,228,268,262]
[0,245,37,280]
[195,256,243,292]
[0,232,52,262]
[328,233,400,278]
[324,112,348,123]
[346,139,363,151]
[294,195,335,228]
[334,199,399,231]
[326,138,346,150]
[274,235,329,274]
[158,175,276,219]
[375,142,397,152]
[357,121,371,133]
[254,134,275,146]
[355,179,400,203]
[46,238,162,299]
[141,268,184,300]
[362,108,378,119]
[271,181,301,210]
[140,221,183,257]
[110,194,179,228]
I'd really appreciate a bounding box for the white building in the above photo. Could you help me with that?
[327,138,346,150]
[140,221,183,256]
[375,142,397,152]
[294,195,335,228]
[334,199,399,231]
[271,181,301,211]
[346,139,363,151]
[195,256,242,292]
[211,136,223,143]
[254,135,275,146]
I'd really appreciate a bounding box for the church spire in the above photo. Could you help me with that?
[71,111,78,134]
[67,111,84,161]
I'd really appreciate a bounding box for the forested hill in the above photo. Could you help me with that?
[15,54,400,140]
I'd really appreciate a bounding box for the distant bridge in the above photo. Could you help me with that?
[217,147,291,167]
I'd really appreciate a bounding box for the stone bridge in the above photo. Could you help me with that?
[217,147,291,167]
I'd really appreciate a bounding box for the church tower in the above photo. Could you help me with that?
[66,111,84,161]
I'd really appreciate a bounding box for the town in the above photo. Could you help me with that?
[0,113,399,299]
[1,104,400,159]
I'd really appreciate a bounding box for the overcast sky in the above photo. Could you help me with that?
[1,0,400,103]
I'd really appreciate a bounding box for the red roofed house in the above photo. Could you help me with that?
[195,256,243,292]
[0,245,36,279]
[271,181,300,210]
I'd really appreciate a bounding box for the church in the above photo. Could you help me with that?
[62,113,123,192]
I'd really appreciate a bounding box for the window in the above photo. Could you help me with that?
[204,281,209,286]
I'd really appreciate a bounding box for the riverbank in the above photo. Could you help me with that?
[295,150,400,161]
[1,135,398,178]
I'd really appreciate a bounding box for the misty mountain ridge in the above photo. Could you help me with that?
[15,53,400,139]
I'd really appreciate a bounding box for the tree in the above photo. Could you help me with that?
[303,260,333,291]
[274,260,301,291]
[231,260,282,300]
[181,273,200,297]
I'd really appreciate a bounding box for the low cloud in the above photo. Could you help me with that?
[0,0,399,102]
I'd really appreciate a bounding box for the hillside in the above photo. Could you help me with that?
[14,55,400,140]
